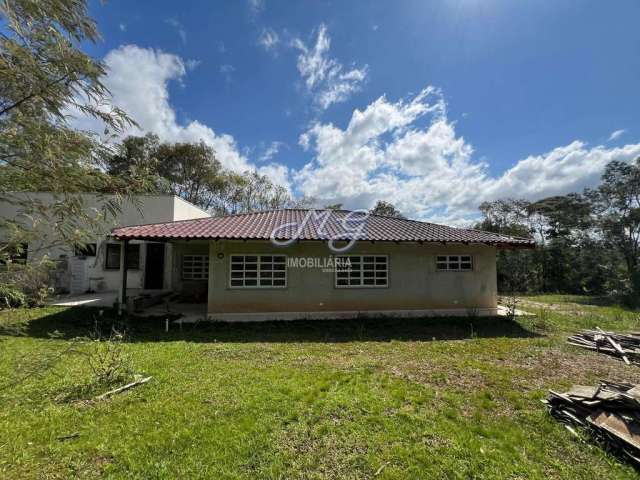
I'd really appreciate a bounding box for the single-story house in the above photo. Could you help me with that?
[0,192,210,294]
[111,209,535,320]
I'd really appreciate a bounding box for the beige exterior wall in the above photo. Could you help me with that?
[172,197,211,221]
[0,193,209,237]
[203,240,497,319]
[171,241,210,300]
[0,193,209,293]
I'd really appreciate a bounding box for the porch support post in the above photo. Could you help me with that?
[118,239,129,315]
[207,240,216,319]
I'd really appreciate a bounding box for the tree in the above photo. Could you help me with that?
[105,135,298,215]
[107,133,161,177]
[155,141,226,209]
[369,200,405,218]
[477,199,531,238]
[222,171,290,214]
[476,183,629,295]
[588,158,640,297]
[0,0,143,257]
[324,203,343,210]
[475,199,541,293]
[106,135,228,209]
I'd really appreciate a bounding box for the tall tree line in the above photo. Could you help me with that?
[106,133,302,215]
[476,158,640,303]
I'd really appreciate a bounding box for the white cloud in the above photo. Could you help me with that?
[69,45,640,224]
[165,18,186,45]
[119,23,126,32]
[485,141,640,201]
[259,141,285,161]
[185,59,201,71]
[248,0,264,16]
[294,87,640,222]
[608,129,627,141]
[258,28,280,53]
[291,24,368,110]
[258,163,291,193]
[220,64,235,82]
[70,45,252,173]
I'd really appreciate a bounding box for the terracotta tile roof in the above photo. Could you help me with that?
[111,209,535,248]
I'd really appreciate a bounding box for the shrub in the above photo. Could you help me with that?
[0,284,27,309]
[86,327,133,386]
[0,259,53,307]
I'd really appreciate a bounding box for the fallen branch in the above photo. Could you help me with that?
[374,461,391,476]
[95,376,152,401]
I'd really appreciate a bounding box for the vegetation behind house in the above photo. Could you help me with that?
[475,158,640,304]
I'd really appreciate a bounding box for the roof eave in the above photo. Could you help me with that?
[111,232,536,249]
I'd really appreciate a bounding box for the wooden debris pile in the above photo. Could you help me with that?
[567,328,640,365]
[544,381,640,467]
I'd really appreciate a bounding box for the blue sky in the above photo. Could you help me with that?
[81,0,640,223]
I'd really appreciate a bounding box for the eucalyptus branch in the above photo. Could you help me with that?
[0,73,70,117]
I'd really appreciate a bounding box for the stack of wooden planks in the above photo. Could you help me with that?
[567,328,640,365]
[544,381,640,467]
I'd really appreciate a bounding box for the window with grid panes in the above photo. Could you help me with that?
[229,255,286,288]
[436,255,473,271]
[182,255,209,280]
[335,255,388,288]
[105,243,140,270]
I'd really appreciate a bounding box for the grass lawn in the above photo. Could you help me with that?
[1,298,640,479]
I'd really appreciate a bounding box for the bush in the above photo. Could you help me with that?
[0,284,27,308]
[0,260,53,307]
[86,327,133,386]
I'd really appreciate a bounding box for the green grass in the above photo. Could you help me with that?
[1,299,640,479]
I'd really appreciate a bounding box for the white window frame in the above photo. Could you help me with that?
[334,254,389,289]
[182,254,209,280]
[436,255,473,272]
[229,254,287,289]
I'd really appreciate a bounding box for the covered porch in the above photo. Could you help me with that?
[53,233,211,321]
[49,288,208,323]
[114,236,210,314]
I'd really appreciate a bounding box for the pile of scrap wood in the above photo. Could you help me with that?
[567,328,640,365]
[544,381,640,466]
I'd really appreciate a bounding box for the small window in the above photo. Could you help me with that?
[229,254,286,288]
[105,243,140,270]
[0,243,28,265]
[436,255,473,272]
[182,255,209,280]
[335,255,388,288]
[74,243,97,257]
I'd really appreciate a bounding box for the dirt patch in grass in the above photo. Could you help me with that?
[516,299,605,318]
[270,421,371,480]
[494,345,640,390]
[384,343,639,393]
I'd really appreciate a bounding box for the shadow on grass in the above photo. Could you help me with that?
[0,306,541,343]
